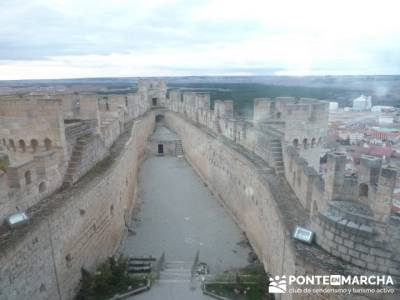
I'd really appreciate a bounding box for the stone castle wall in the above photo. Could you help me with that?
[283,145,326,216]
[283,145,400,282]
[0,111,155,300]
[164,111,300,300]
[163,109,399,300]
[0,98,67,155]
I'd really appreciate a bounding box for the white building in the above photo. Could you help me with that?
[379,115,394,125]
[352,94,372,111]
[329,102,339,112]
[371,106,396,113]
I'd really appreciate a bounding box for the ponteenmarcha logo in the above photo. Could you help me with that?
[269,275,287,293]
[268,274,394,294]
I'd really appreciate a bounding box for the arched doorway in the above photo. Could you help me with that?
[359,183,369,202]
[155,114,164,122]
[158,144,164,154]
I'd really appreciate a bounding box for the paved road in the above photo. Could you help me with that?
[121,156,250,299]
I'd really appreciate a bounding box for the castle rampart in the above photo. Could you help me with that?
[0,111,155,300]
[0,80,399,300]
[162,109,399,299]
[164,86,399,298]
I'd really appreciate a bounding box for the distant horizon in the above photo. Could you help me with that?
[1,73,400,83]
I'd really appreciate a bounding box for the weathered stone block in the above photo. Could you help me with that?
[360,253,374,264]
[340,231,350,239]
[355,243,369,254]
[349,249,360,258]
[343,238,354,248]
[377,264,389,273]
[370,247,391,258]
[338,245,348,255]
[375,256,386,266]
[389,268,400,276]
[351,258,367,268]
[325,230,334,240]
[334,235,343,244]
[367,262,378,271]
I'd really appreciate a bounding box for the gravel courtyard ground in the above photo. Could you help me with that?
[121,155,251,299]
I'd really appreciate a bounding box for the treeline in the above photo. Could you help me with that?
[168,83,362,117]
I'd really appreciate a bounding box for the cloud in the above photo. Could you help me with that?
[0,0,399,79]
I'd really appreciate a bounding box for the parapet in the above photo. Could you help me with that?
[327,151,347,163]
[252,96,329,127]
[359,155,382,186]
[214,100,233,119]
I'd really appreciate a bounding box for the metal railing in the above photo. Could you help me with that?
[155,252,165,280]
[190,250,199,290]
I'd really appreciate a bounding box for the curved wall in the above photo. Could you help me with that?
[164,111,299,300]
[0,112,155,300]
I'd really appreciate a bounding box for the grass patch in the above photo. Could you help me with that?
[0,160,8,172]
[75,256,149,300]
[205,282,265,300]
[204,265,273,300]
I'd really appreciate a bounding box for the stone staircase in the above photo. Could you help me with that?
[63,132,94,187]
[127,257,156,275]
[158,261,192,283]
[100,118,115,132]
[175,140,184,158]
[270,138,284,175]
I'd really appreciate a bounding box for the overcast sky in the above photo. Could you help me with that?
[0,0,399,80]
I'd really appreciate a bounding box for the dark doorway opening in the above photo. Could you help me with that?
[156,114,164,122]
[359,183,369,197]
[152,98,158,106]
[158,144,164,154]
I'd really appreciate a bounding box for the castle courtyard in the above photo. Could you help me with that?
[121,155,251,298]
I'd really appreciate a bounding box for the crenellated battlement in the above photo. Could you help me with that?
[0,79,159,223]
[166,84,399,280]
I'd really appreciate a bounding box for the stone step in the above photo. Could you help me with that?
[76,139,91,146]
[67,161,79,168]
[62,182,72,188]
[64,175,73,182]
[161,269,191,275]
[77,133,93,141]
[272,153,282,157]
[72,149,84,155]
[157,279,190,283]
[66,170,76,175]
[67,126,91,136]
[71,155,82,161]
[165,260,192,266]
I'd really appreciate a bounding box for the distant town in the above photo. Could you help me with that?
[327,94,400,213]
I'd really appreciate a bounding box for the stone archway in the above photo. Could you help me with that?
[358,183,369,202]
